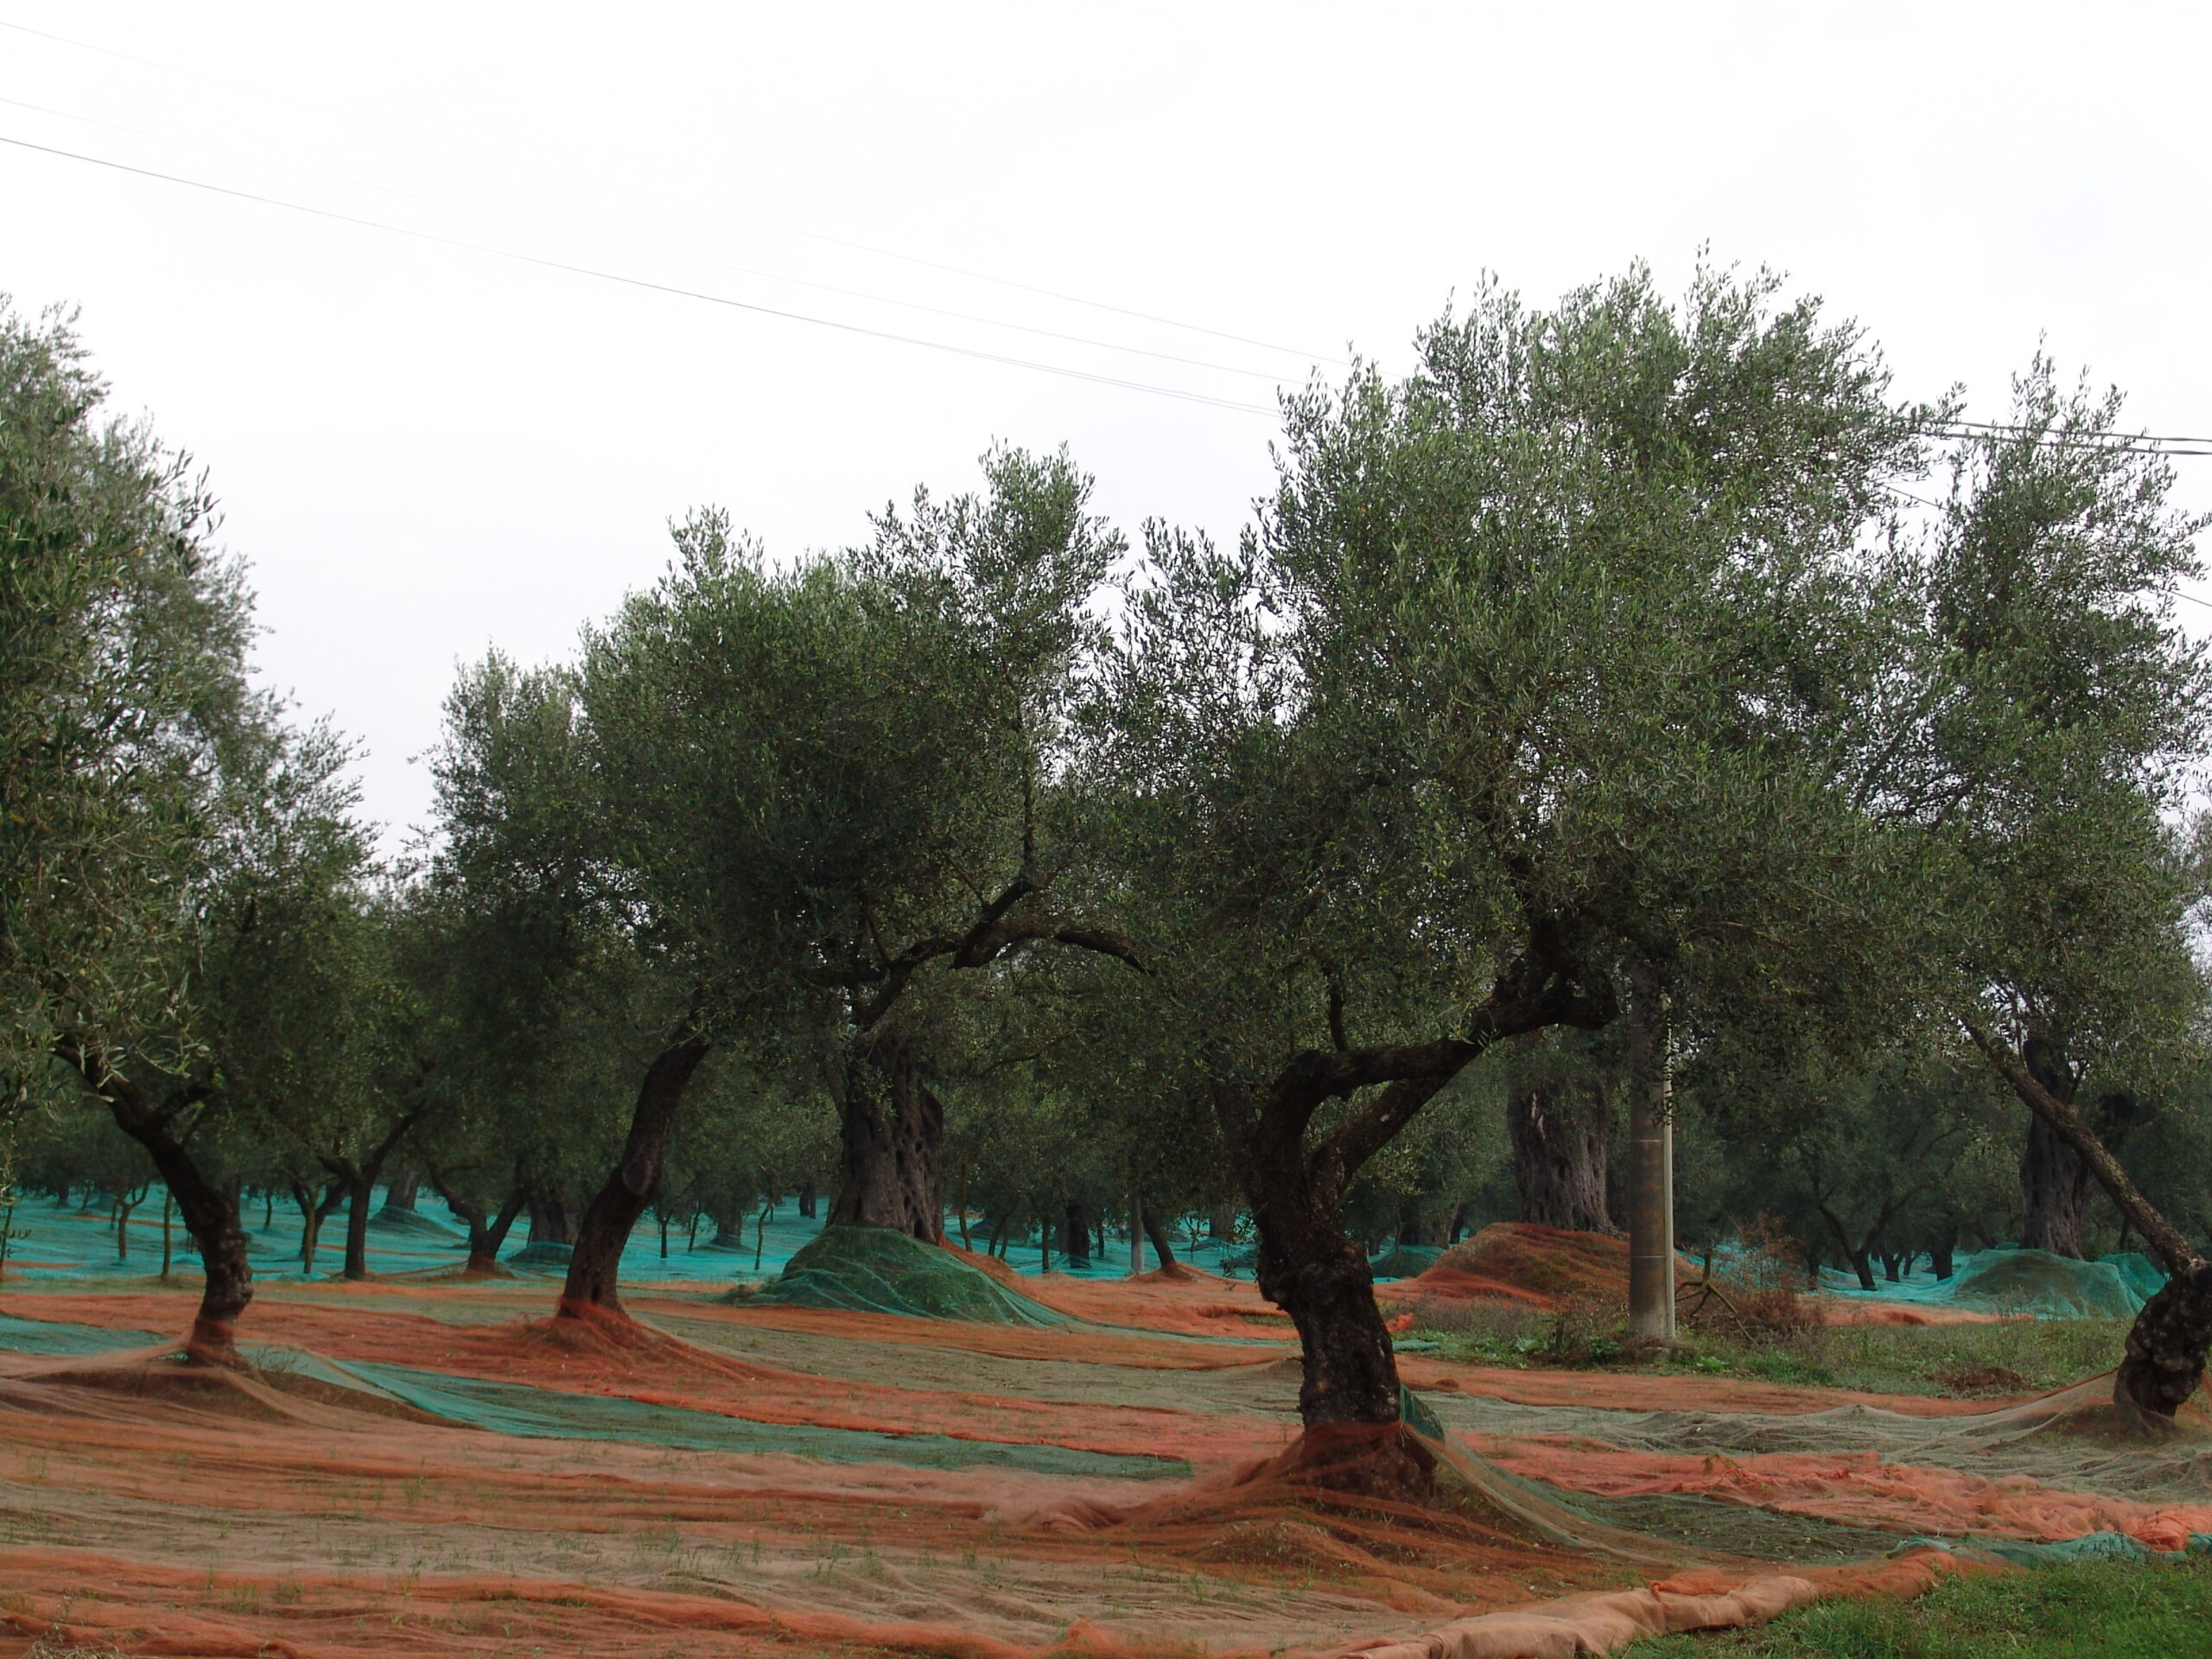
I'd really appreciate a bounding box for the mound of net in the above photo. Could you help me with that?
[1401,1222,1647,1306]
[751,1224,1069,1324]
[366,1205,462,1240]
[1945,1249,2144,1318]
[2101,1251,2168,1303]
[1825,1247,2146,1319]
[1370,1243,1444,1280]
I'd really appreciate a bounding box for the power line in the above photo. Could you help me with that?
[0,14,1345,367]
[1936,415,2212,448]
[785,226,1350,368]
[0,131,1282,418]
[0,86,1311,385]
[1921,421,2212,459]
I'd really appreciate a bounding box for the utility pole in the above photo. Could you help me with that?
[1625,967,1675,1343]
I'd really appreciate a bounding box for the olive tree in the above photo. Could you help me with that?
[1089,267,1926,1465]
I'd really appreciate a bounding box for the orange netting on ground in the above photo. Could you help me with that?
[1379,1223,1662,1309]
[1,1262,2201,1659]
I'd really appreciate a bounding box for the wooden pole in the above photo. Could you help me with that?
[1626,971,1675,1342]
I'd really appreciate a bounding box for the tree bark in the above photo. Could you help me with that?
[826,1026,945,1241]
[528,1190,578,1246]
[381,1168,421,1214]
[1213,925,1611,1460]
[319,1112,419,1281]
[1508,1073,1613,1232]
[1140,1198,1179,1270]
[1063,1200,1090,1266]
[425,1164,530,1273]
[289,1177,327,1274]
[1394,1203,1446,1249]
[561,1029,712,1314]
[1966,1020,2209,1418]
[798,1179,817,1220]
[2018,1035,2094,1257]
[59,1039,251,1364]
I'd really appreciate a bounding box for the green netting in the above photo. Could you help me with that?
[2100,1250,2170,1303]
[750,1224,1069,1325]
[1943,1249,2145,1319]
[1370,1244,1444,1280]
[0,1311,162,1355]
[1824,1246,2146,1319]
[1896,1530,2152,1568]
[366,1206,463,1241]
[505,1240,575,1268]
[324,1355,1180,1478]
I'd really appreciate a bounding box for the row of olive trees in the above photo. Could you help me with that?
[15,261,2209,1440]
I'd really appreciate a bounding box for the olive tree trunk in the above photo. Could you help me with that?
[1967,1022,2210,1418]
[425,1163,531,1273]
[826,1026,945,1242]
[1508,1073,1613,1232]
[561,1029,712,1314]
[1216,929,1612,1473]
[2017,1035,2094,1256]
[58,1039,251,1364]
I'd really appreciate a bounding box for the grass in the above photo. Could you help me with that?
[1407,1300,2130,1398]
[1624,1554,2212,1657]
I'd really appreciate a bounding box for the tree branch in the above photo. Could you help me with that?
[1963,1018,2202,1274]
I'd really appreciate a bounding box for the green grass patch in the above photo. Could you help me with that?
[1625,1554,2212,1657]
[1408,1303,2130,1398]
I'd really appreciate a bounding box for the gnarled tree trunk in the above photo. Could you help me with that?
[1967,1022,2210,1420]
[320,1113,418,1282]
[1508,1073,1613,1232]
[562,1030,712,1314]
[59,1040,251,1364]
[826,1026,945,1242]
[528,1191,578,1246]
[425,1165,530,1274]
[1213,928,1613,1492]
[2018,1035,2094,1255]
[1139,1198,1179,1271]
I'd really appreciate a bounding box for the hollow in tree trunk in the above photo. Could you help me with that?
[562,1031,712,1315]
[1508,1073,1613,1232]
[825,1026,945,1242]
[58,1039,251,1365]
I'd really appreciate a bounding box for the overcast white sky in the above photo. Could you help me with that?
[5,2,2209,846]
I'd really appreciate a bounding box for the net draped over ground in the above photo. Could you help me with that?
[0,1216,2204,1658]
